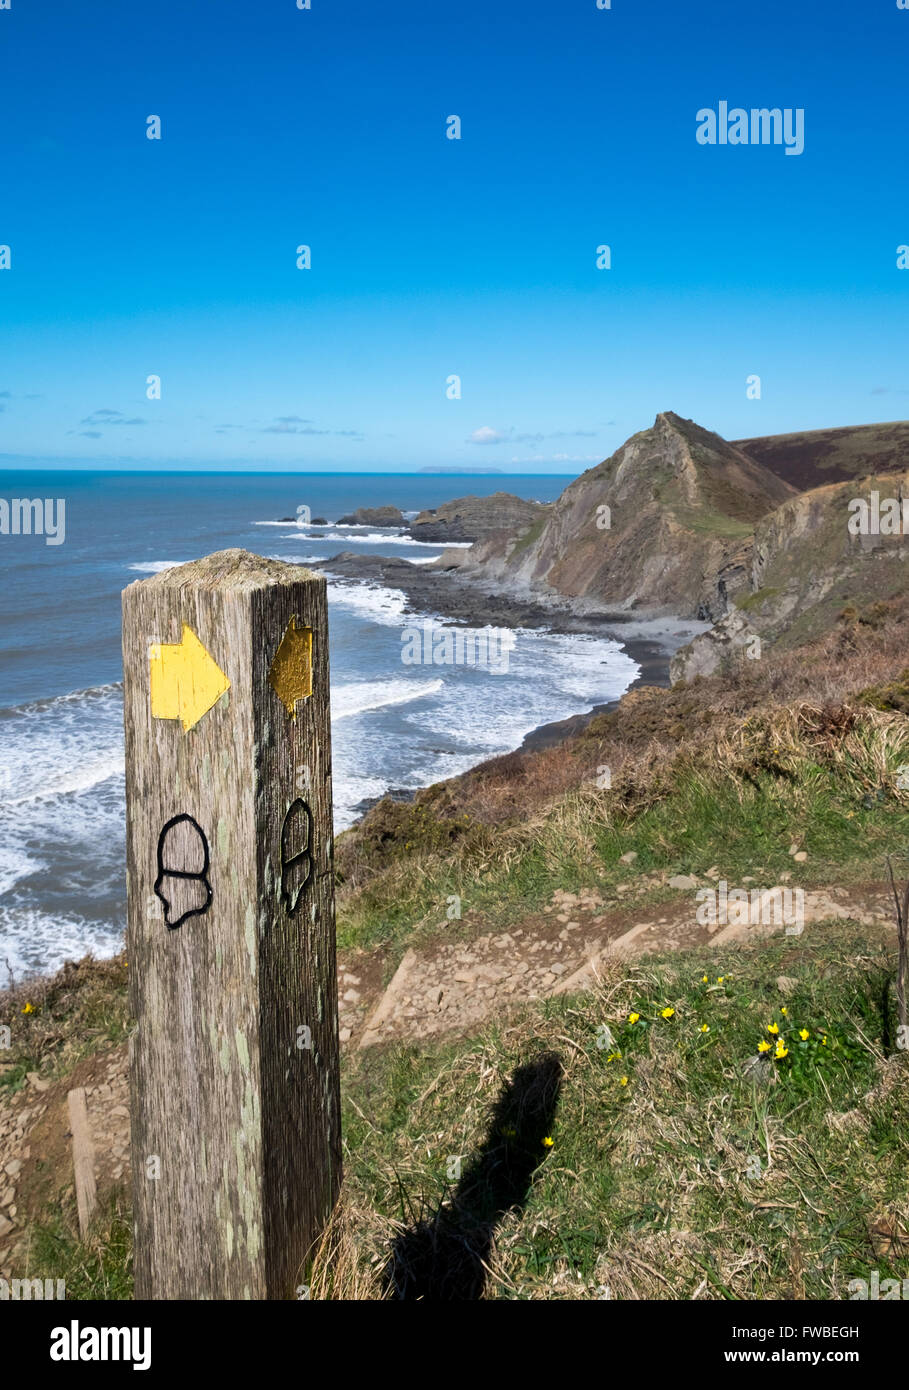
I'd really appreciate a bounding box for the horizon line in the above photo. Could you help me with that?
[0,466,579,477]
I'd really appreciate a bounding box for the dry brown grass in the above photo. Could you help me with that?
[305,1190,392,1301]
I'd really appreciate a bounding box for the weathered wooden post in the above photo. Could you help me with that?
[122,550,341,1299]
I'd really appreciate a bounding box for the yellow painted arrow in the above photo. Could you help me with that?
[149,624,230,732]
[268,616,313,718]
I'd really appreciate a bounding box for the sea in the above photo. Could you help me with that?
[0,471,642,978]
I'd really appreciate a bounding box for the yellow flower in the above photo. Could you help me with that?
[606,1051,622,1062]
[717,976,724,984]
[661,1007,675,1019]
[21,1002,34,1015]
[628,1012,640,1024]
[821,1036,828,1046]
[775,1042,789,1059]
[781,1006,788,1016]
[757,1040,771,1053]
[619,1076,628,1087]
[542,1136,554,1148]
[767,1022,779,1035]
[699,1024,710,1033]
[799,1029,809,1041]
[701,975,709,983]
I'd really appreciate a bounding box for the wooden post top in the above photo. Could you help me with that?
[123,547,324,593]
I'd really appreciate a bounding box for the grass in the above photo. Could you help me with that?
[316,921,909,1299]
[0,955,129,1097]
[337,702,909,961]
[320,679,909,1298]
[860,666,909,716]
[736,586,782,613]
[671,508,754,539]
[0,958,133,1299]
[507,515,546,560]
[27,1197,133,1300]
[19,920,908,1301]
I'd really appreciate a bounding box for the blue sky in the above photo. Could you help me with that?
[1,0,908,472]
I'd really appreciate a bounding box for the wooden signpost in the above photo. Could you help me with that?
[122,550,341,1299]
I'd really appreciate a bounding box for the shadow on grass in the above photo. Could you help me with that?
[385,1050,563,1299]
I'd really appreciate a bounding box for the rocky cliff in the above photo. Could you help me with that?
[671,470,909,680]
[450,413,796,620]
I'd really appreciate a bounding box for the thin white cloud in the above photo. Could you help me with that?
[470,425,600,446]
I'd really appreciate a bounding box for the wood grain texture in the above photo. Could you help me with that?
[67,1087,97,1238]
[122,551,341,1299]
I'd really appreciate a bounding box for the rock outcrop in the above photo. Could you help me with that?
[337,506,405,527]
[409,492,547,544]
[671,470,909,681]
[452,413,795,620]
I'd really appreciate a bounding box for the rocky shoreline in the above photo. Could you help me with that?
[308,550,703,799]
[312,548,701,645]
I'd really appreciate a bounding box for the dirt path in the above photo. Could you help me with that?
[355,880,894,1046]
[0,877,895,1276]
